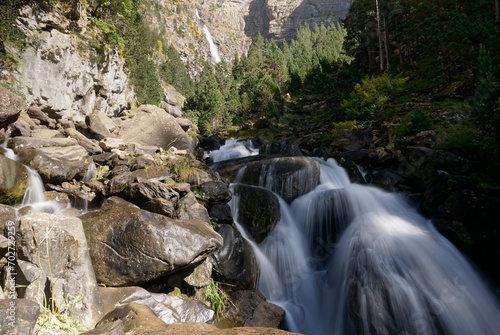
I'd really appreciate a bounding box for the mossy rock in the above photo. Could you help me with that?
[0,155,28,204]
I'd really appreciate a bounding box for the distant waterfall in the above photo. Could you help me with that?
[196,8,221,63]
[211,141,500,335]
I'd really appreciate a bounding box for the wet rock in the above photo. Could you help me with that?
[209,203,233,224]
[0,299,40,334]
[225,157,320,203]
[211,224,258,289]
[16,213,104,325]
[219,290,284,328]
[340,160,366,185]
[233,185,281,243]
[43,190,71,207]
[18,145,92,183]
[0,86,26,129]
[80,202,222,286]
[200,135,223,151]
[0,155,28,204]
[263,141,303,156]
[341,150,379,167]
[107,171,135,195]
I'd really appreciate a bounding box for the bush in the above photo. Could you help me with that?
[341,74,408,120]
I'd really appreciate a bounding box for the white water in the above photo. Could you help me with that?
[219,140,500,334]
[209,139,259,163]
[196,8,221,63]
[1,140,62,213]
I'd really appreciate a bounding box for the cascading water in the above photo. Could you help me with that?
[196,8,221,63]
[1,140,62,213]
[212,141,500,335]
[208,139,259,163]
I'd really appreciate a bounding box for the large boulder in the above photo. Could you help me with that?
[80,201,223,286]
[10,136,78,149]
[99,286,213,324]
[0,155,28,204]
[86,109,115,140]
[66,128,103,155]
[0,299,40,334]
[0,87,25,129]
[219,290,284,328]
[18,145,93,183]
[233,184,281,243]
[211,224,259,289]
[15,213,105,326]
[176,191,210,222]
[112,105,196,152]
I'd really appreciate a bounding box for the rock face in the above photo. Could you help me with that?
[80,201,223,286]
[0,87,26,129]
[15,213,105,326]
[196,0,352,60]
[0,155,28,204]
[7,6,131,121]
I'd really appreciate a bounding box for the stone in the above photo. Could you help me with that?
[43,190,71,207]
[121,181,179,207]
[131,166,173,182]
[100,286,213,324]
[18,145,92,183]
[211,224,259,289]
[15,213,105,326]
[9,110,38,137]
[27,106,56,128]
[0,204,17,233]
[0,87,26,129]
[209,203,233,224]
[130,155,155,171]
[200,181,232,204]
[99,138,126,152]
[340,160,366,185]
[176,191,211,222]
[331,129,370,151]
[164,85,186,108]
[220,290,284,328]
[200,135,223,151]
[0,299,40,334]
[9,136,78,149]
[0,155,29,204]
[31,128,64,139]
[80,202,223,286]
[66,128,103,155]
[86,109,115,140]
[106,172,135,195]
[176,118,193,132]
[143,198,175,217]
[184,258,212,288]
[341,150,379,167]
[112,105,196,152]
[171,182,191,197]
[233,184,281,243]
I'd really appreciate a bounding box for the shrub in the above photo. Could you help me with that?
[341,74,408,120]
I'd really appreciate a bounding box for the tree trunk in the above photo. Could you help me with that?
[495,0,500,21]
[375,0,384,72]
[383,13,391,72]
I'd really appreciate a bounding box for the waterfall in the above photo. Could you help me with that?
[212,142,500,334]
[196,8,221,63]
[209,139,259,163]
[1,140,62,213]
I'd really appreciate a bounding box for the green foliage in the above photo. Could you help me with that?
[90,0,134,19]
[0,0,31,68]
[332,120,358,135]
[92,164,109,180]
[204,279,230,320]
[90,17,125,53]
[160,45,193,96]
[341,74,408,120]
[210,217,218,229]
[194,189,210,200]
